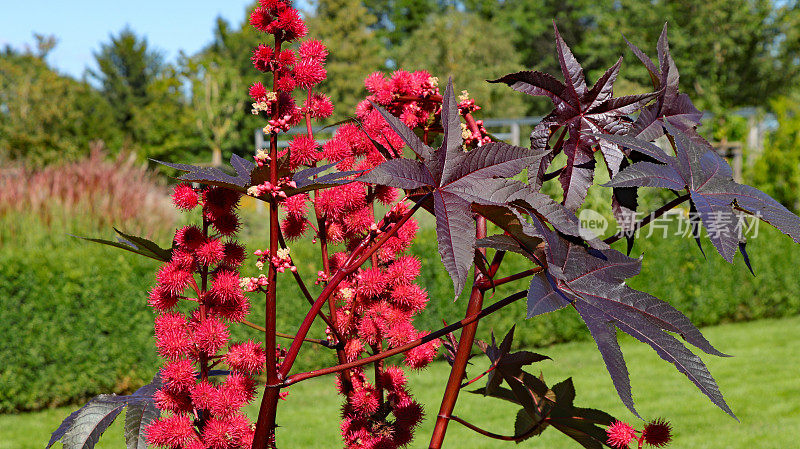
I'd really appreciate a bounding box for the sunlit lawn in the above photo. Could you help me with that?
[3,315,798,448]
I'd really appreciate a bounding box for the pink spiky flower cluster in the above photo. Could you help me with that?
[146,184,264,449]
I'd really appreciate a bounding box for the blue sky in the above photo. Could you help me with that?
[0,0,259,79]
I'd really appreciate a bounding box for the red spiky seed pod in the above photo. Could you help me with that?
[161,358,196,393]
[155,263,193,296]
[172,184,199,210]
[191,315,229,355]
[195,238,225,266]
[175,225,205,250]
[607,421,637,448]
[225,341,267,374]
[642,419,672,447]
[146,414,197,449]
[221,241,246,268]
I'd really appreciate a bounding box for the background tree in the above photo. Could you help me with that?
[366,0,447,48]
[89,27,165,145]
[183,53,246,166]
[0,43,120,166]
[392,9,526,117]
[307,0,386,118]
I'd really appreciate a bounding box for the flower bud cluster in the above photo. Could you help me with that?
[146,185,264,449]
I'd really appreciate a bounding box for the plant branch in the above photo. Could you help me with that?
[277,194,430,379]
[429,216,487,449]
[450,414,545,442]
[279,289,530,386]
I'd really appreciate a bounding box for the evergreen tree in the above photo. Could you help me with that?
[89,27,164,141]
[393,9,526,117]
[307,0,386,118]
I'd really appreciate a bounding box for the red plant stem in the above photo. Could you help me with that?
[198,218,211,388]
[252,39,282,449]
[604,193,691,245]
[488,250,505,277]
[477,268,537,291]
[240,320,333,347]
[279,289,530,386]
[449,414,545,442]
[459,365,495,389]
[428,216,487,449]
[275,229,341,338]
[277,194,429,379]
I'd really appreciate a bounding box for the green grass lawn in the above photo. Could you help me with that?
[3,315,798,449]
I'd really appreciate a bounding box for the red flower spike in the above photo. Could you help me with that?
[642,419,672,447]
[607,421,637,448]
[172,184,198,210]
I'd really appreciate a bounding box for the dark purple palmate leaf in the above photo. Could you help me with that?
[471,343,615,449]
[490,22,657,212]
[602,122,800,262]
[526,222,733,419]
[74,228,173,262]
[48,372,162,449]
[359,79,553,297]
[625,23,704,141]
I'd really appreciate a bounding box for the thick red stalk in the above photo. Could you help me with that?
[252,39,282,449]
[428,216,488,449]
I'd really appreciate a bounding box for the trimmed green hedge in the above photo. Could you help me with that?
[3,213,799,412]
